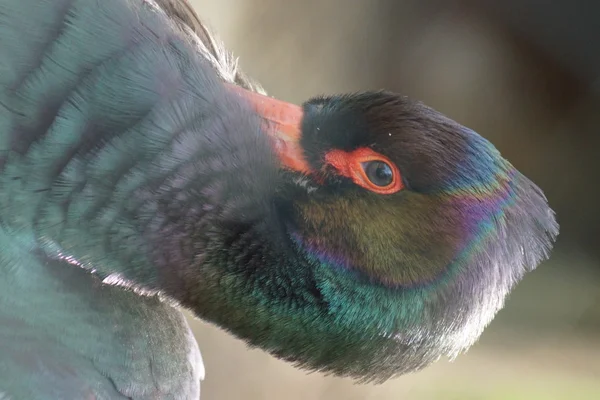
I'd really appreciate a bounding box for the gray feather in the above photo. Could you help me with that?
[0,0,239,397]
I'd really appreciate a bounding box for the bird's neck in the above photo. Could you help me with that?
[143,198,300,309]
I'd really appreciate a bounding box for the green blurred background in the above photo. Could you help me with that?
[187,1,600,398]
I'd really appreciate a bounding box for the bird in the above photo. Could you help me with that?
[0,0,558,398]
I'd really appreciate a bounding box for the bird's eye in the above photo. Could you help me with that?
[324,148,404,195]
[362,161,394,187]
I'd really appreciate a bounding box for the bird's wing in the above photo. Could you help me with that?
[0,0,260,235]
[0,333,131,400]
[0,0,216,398]
[0,236,203,399]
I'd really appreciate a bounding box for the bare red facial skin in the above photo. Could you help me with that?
[226,83,403,194]
[325,148,404,194]
[226,83,311,174]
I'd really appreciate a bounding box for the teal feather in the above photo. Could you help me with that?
[0,0,558,396]
[0,0,217,397]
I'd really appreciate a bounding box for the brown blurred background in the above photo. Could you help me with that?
[188,1,600,399]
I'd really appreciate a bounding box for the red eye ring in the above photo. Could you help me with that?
[324,148,404,194]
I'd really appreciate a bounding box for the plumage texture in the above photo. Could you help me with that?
[0,0,251,397]
[0,0,558,397]
[190,92,558,382]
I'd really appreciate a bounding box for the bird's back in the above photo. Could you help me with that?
[0,0,249,397]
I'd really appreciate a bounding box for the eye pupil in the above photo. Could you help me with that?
[364,161,394,187]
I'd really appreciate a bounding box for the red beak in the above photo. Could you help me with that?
[226,83,312,174]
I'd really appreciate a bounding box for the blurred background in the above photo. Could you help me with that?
[188,1,600,399]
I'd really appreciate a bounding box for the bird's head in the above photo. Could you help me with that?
[181,85,558,382]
